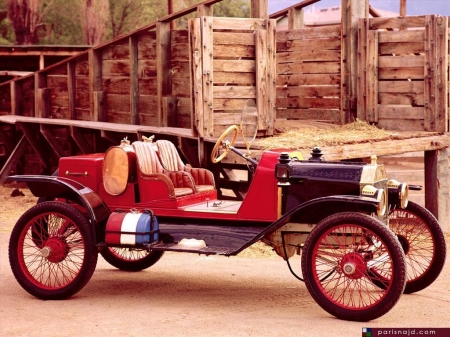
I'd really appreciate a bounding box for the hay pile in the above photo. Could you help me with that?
[258,119,392,150]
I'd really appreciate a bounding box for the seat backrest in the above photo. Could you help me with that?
[156,140,185,172]
[132,141,164,175]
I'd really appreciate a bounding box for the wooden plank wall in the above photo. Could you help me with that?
[358,15,449,132]
[275,25,342,124]
[191,17,276,138]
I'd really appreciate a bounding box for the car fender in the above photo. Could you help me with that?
[7,175,110,241]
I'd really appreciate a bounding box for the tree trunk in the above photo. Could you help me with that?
[82,0,109,45]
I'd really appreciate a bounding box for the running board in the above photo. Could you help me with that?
[151,242,236,256]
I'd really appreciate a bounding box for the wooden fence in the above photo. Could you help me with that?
[357,15,449,131]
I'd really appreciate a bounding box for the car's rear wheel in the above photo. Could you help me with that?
[301,212,406,322]
[100,247,164,271]
[9,201,98,299]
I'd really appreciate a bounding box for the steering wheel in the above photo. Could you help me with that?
[211,125,239,163]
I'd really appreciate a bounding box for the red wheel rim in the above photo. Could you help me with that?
[108,247,149,261]
[311,224,394,310]
[17,212,86,290]
[389,209,434,283]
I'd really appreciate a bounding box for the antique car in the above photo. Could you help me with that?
[6,106,446,322]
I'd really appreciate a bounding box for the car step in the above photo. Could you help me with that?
[152,242,236,256]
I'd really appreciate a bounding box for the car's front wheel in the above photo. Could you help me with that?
[301,212,406,322]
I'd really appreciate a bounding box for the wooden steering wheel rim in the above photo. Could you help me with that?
[211,125,239,163]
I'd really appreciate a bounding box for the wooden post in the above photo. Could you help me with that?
[67,61,76,120]
[251,0,268,19]
[10,81,22,116]
[130,35,140,125]
[89,49,103,121]
[201,16,214,137]
[34,72,47,118]
[288,7,304,29]
[197,3,213,17]
[341,0,369,123]
[366,29,378,123]
[189,17,204,138]
[267,18,276,135]
[435,16,448,132]
[356,18,368,122]
[425,148,450,233]
[157,21,172,127]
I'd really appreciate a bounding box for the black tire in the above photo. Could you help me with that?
[301,212,406,322]
[100,247,164,271]
[388,201,446,294]
[9,201,98,300]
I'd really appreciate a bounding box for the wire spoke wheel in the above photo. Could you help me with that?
[388,201,446,293]
[100,247,164,271]
[9,202,97,300]
[302,212,406,322]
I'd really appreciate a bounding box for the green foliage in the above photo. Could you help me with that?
[2,0,251,45]
[213,0,250,18]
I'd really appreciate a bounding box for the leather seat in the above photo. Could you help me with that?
[132,141,195,198]
[156,139,216,193]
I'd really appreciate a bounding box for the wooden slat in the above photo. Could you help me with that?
[213,60,255,72]
[378,106,423,119]
[202,16,214,137]
[213,32,255,45]
[277,62,340,74]
[250,0,267,18]
[379,92,424,106]
[379,42,424,55]
[277,50,340,63]
[276,25,341,41]
[357,18,368,121]
[378,67,424,80]
[189,18,203,137]
[425,149,449,220]
[277,38,341,52]
[213,86,256,98]
[434,16,448,132]
[275,108,341,121]
[255,29,268,130]
[277,74,340,86]
[378,30,424,43]
[213,45,255,59]
[378,80,424,93]
[267,19,276,135]
[367,29,378,123]
[424,15,435,131]
[213,72,255,84]
[130,35,139,125]
[379,55,424,68]
[369,16,426,30]
[67,61,76,120]
[276,97,340,109]
[212,17,266,31]
[276,86,340,97]
[157,21,172,127]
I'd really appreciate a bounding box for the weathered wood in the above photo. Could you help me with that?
[17,122,49,168]
[378,80,423,93]
[277,25,341,41]
[379,42,424,55]
[196,3,213,17]
[341,0,368,124]
[424,15,435,131]
[378,67,424,80]
[34,72,46,118]
[356,18,368,121]
[276,97,340,109]
[40,124,65,158]
[267,19,277,135]
[277,50,340,63]
[425,149,450,227]
[67,61,76,120]
[10,81,22,116]
[202,16,214,137]
[93,91,106,122]
[277,62,340,74]
[250,0,267,18]
[277,74,340,86]
[162,96,177,127]
[189,18,203,137]
[214,60,255,73]
[213,17,266,31]
[214,72,255,84]
[378,30,424,43]
[276,86,340,97]
[378,106,423,119]
[157,21,172,127]
[275,108,341,122]
[379,55,424,68]
[37,88,51,118]
[255,29,268,130]
[130,35,139,125]
[70,126,93,154]
[434,16,448,132]
[366,29,378,122]
[0,135,27,184]
[288,7,304,30]
[379,92,424,106]
[369,16,425,30]
[277,38,341,52]
[89,49,102,121]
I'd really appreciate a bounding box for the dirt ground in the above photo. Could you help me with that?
[0,184,449,337]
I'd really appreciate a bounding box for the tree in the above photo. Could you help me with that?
[7,0,54,44]
[81,0,109,45]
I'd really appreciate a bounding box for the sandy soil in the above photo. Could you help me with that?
[0,185,449,337]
